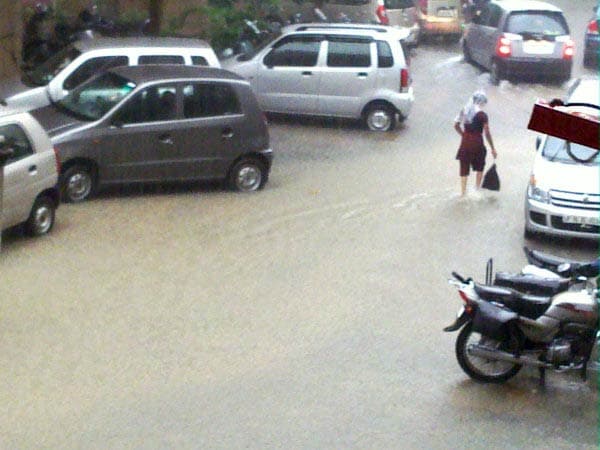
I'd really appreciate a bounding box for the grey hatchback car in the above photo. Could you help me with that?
[30,65,273,202]
[462,0,573,84]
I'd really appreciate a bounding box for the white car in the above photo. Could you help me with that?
[1,112,59,236]
[524,78,599,240]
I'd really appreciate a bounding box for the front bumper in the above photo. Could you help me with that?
[524,194,599,239]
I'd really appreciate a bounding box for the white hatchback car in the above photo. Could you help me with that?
[524,78,599,240]
[0,112,60,237]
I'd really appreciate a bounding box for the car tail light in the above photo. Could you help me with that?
[375,0,389,25]
[495,35,512,58]
[53,147,61,174]
[400,68,410,92]
[562,39,574,60]
[587,19,598,34]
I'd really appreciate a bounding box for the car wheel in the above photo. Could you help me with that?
[228,158,267,192]
[364,103,396,132]
[490,61,501,86]
[25,195,55,236]
[61,164,95,203]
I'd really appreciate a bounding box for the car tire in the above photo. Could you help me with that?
[490,61,501,86]
[24,195,55,236]
[228,158,267,192]
[61,164,96,203]
[364,103,396,132]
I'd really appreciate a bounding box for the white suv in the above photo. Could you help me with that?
[524,78,599,240]
[0,37,220,112]
[222,23,414,131]
[1,112,60,237]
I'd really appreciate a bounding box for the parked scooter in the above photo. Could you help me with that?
[444,256,599,385]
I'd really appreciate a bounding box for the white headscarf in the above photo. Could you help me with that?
[456,91,488,125]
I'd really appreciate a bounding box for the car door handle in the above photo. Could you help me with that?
[158,134,173,145]
[301,71,313,76]
[222,127,234,139]
[357,72,368,78]
[28,165,37,174]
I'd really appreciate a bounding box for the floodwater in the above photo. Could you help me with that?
[0,1,598,448]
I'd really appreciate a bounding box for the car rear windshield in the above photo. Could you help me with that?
[542,136,599,164]
[505,12,569,37]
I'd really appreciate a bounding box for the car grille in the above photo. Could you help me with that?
[549,189,600,211]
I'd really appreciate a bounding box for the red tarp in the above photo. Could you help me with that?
[527,100,600,150]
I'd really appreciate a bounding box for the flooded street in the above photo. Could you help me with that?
[1,1,598,448]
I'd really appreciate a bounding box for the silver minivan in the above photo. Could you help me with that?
[0,37,220,112]
[222,23,414,131]
[30,65,273,202]
[0,112,60,236]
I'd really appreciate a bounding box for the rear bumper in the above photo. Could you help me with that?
[497,57,572,80]
[418,16,462,35]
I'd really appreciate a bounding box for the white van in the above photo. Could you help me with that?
[0,37,220,112]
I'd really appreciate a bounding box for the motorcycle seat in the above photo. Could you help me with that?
[494,271,570,296]
[474,284,552,320]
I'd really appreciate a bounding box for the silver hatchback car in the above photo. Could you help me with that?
[222,23,414,131]
[462,0,573,85]
[0,112,60,236]
[30,65,273,202]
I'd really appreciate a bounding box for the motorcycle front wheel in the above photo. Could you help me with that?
[456,322,522,383]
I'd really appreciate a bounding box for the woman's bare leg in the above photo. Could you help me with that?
[460,176,468,196]
[475,171,483,189]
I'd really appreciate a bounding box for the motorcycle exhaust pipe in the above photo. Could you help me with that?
[469,344,553,369]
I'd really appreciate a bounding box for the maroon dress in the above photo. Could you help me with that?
[456,110,488,176]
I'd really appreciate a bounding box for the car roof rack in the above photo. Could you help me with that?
[294,25,388,33]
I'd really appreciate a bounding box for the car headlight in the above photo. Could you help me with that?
[528,184,550,203]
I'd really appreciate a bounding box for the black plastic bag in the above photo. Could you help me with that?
[482,163,500,191]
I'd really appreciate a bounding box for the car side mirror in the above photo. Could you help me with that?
[535,136,541,149]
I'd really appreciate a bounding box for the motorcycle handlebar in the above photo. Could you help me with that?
[452,272,467,283]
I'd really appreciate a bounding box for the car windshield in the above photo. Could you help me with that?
[542,136,600,164]
[57,72,136,121]
[24,47,82,87]
[506,12,568,37]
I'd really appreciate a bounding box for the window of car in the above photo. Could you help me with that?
[183,83,241,118]
[25,46,82,86]
[191,55,209,66]
[58,72,136,121]
[330,0,369,4]
[487,4,502,28]
[263,36,322,67]
[115,84,178,124]
[376,40,394,68]
[327,37,372,68]
[138,55,185,65]
[0,124,34,164]
[542,136,600,165]
[63,55,128,90]
[505,12,569,36]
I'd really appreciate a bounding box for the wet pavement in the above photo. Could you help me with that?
[0,1,598,448]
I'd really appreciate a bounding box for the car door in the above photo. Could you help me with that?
[173,81,245,180]
[1,122,42,229]
[318,35,375,117]
[96,83,179,183]
[468,3,502,68]
[256,34,323,114]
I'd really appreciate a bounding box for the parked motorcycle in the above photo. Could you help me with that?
[444,256,599,385]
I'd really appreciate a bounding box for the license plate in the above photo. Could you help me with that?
[563,215,600,226]
[523,40,554,55]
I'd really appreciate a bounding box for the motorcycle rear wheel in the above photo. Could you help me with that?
[456,323,522,383]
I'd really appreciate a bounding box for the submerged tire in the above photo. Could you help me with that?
[61,164,96,203]
[455,322,522,383]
